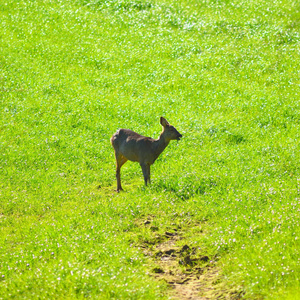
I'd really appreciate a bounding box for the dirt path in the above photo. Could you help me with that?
[141,224,243,300]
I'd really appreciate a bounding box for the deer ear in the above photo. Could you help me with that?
[160,117,169,127]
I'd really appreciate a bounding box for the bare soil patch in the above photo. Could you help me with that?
[140,221,244,300]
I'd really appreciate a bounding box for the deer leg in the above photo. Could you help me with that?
[147,164,151,184]
[115,153,127,192]
[140,163,150,186]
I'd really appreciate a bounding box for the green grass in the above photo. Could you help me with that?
[0,0,300,298]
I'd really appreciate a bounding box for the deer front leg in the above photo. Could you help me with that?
[140,163,151,186]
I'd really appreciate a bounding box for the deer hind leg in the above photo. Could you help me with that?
[140,163,151,186]
[115,152,127,192]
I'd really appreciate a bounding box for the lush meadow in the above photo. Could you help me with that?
[1,0,300,298]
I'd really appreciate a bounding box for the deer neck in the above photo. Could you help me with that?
[153,131,170,158]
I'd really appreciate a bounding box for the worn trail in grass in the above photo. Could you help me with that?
[140,220,232,300]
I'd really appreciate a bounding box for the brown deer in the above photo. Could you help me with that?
[111,117,182,192]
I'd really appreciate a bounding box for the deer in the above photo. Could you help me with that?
[111,117,182,192]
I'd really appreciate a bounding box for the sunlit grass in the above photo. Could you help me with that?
[0,0,299,298]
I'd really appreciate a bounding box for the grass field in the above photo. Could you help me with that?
[1,0,300,299]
